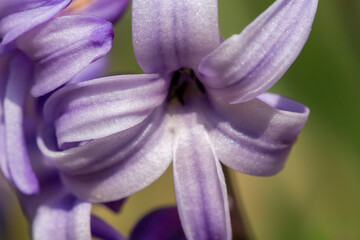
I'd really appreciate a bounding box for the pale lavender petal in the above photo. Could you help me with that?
[63,0,129,23]
[173,110,231,240]
[16,15,113,97]
[3,54,39,194]
[67,56,109,85]
[91,215,126,240]
[32,193,92,240]
[205,93,309,176]
[199,0,318,103]
[130,207,186,240]
[132,0,220,74]
[38,107,173,202]
[0,0,71,52]
[44,74,169,147]
[0,55,10,179]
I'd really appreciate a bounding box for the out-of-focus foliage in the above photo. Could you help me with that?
[2,0,359,239]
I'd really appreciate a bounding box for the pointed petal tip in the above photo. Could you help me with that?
[199,0,319,103]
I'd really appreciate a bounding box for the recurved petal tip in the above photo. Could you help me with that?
[199,0,319,104]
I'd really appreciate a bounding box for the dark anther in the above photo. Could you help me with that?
[166,70,182,102]
[177,81,188,106]
[195,78,206,93]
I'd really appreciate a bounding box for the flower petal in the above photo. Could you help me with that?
[91,215,126,240]
[32,193,92,240]
[67,56,110,85]
[3,54,39,194]
[0,55,10,179]
[0,0,71,52]
[63,0,130,23]
[173,110,231,240]
[16,15,113,97]
[44,74,169,147]
[130,207,186,240]
[132,0,220,74]
[205,93,309,176]
[199,0,318,103]
[38,107,173,202]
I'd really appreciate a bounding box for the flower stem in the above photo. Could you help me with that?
[222,165,253,240]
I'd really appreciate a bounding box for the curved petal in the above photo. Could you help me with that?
[63,0,130,23]
[38,107,173,202]
[132,0,220,74]
[44,74,169,147]
[16,15,114,97]
[67,56,109,85]
[172,110,231,240]
[91,215,126,240]
[32,193,92,240]
[0,0,71,52]
[4,54,39,194]
[204,93,309,176]
[199,0,318,103]
[130,207,186,240]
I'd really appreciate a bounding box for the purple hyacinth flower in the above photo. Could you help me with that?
[14,59,128,240]
[39,0,318,239]
[0,0,123,195]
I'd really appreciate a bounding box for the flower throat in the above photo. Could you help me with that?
[166,69,206,106]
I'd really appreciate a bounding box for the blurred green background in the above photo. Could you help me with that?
[2,0,359,239]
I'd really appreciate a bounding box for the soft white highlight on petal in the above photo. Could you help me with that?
[132,0,220,74]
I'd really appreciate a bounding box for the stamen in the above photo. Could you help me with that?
[167,69,205,106]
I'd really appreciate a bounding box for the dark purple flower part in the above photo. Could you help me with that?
[0,0,123,195]
[131,207,186,240]
[39,0,318,239]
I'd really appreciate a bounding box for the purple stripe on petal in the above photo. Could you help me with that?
[130,207,186,240]
[63,0,130,24]
[44,74,169,146]
[132,0,220,74]
[4,54,39,194]
[199,0,318,103]
[16,15,114,97]
[204,93,309,176]
[32,193,92,240]
[0,0,71,52]
[173,110,231,240]
[38,107,173,202]
[91,215,126,240]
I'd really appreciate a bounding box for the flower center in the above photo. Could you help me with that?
[166,69,206,106]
